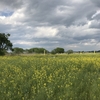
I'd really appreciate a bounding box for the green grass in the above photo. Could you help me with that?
[0,54,100,100]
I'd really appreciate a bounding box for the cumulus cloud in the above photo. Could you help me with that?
[0,0,100,51]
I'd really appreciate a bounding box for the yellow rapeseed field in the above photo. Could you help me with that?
[0,54,100,100]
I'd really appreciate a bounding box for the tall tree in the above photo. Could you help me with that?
[0,33,13,55]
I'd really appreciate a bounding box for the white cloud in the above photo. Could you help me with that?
[83,40,97,46]
[92,10,100,18]
[0,7,26,26]
[34,27,58,38]
[14,41,33,45]
[0,16,6,20]
[71,0,84,4]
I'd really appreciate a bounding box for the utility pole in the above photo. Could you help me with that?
[44,50,45,55]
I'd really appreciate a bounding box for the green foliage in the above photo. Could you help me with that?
[72,65,100,100]
[0,50,5,56]
[51,49,56,54]
[13,47,24,54]
[51,47,64,54]
[0,33,13,56]
[0,54,100,99]
[67,49,73,54]
[27,48,49,54]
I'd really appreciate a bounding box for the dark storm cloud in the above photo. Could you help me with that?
[0,0,24,10]
[89,20,100,28]
[73,32,100,42]
[92,13,100,20]
[86,10,96,20]
[23,0,97,28]
[91,0,100,7]
[23,0,69,26]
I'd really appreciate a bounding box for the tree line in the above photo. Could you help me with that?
[1,33,100,56]
[12,47,73,54]
[0,33,74,55]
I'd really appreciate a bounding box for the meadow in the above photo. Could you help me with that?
[0,54,100,100]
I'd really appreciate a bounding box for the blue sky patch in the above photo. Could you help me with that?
[0,10,14,17]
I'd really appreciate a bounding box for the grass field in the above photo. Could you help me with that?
[0,54,100,100]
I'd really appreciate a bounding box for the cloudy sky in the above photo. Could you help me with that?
[0,0,100,51]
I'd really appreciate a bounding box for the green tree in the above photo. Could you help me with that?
[27,48,34,53]
[37,48,48,54]
[51,47,64,54]
[0,33,13,55]
[67,49,73,54]
[27,48,49,54]
[13,47,24,54]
